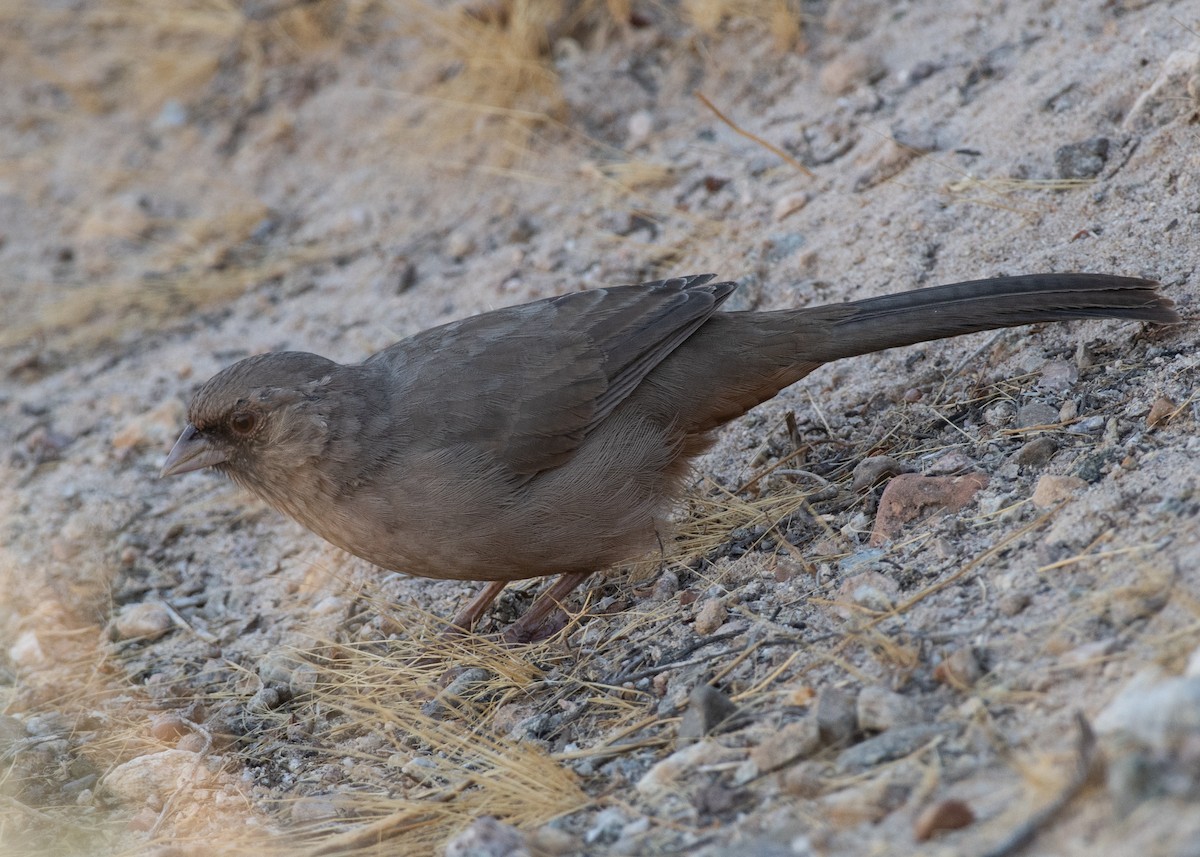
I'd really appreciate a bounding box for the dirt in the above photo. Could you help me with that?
[2,1,1199,855]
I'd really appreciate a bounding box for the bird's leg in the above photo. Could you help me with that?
[446,580,509,636]
[501,572,591,644]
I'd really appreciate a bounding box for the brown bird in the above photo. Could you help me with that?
[161,273,1177,641]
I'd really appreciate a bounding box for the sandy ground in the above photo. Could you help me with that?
[2,1,1199,855]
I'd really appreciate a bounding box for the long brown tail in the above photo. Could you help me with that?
[648,274,1178,436]
[797,273,1178,363]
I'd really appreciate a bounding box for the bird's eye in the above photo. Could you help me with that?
[229,411,258,436]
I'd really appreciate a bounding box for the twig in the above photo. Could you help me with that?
[696,92,815,177]
[979,712,1099,857]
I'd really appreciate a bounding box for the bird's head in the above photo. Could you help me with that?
[161,352,341,495]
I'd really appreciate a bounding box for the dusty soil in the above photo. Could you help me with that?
[2,1,1199,855]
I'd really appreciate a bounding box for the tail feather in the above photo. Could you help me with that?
[802,274,1177,363]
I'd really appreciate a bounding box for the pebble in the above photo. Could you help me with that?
[627,110,654,148]
[913,798,975,841]
[934,646,983,689]
[149,713,191,743]
[1053,137,1109,179]
[834,570,899,616]
[111,602,173,642]
[1036,359,1080,392]
[750,717,821,772]
[836,723,957,772]
[290,795,339,823]
[1123,50,1200,130]
[445,816,528,857]
[773,191,810,222]
[101,749,211,804]
[998,592,1031,617]
[1096,669,1200,753]
[870,473,988,545]
[1014,436,1058,468]
[781,760,827,798]
[636,739,741,797]
[445,230,476,260]
[420,667,493,718]
[8,630,47,668]
[1031,474,1087,508]
[1147,396,1176,428]
[584,807,629,845]
[527,826,580,856]
[856,686,922,732]
[819,50,886,95]
[816,686,858,747]
[1016,402,1059,428]
[850,455,911,491]
[693,598,728,635]
[677,685,740,741]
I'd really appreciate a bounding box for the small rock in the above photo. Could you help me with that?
[678,685,740,741]
[650,570,679,601]
[111,602,173,642]
[1031,474,1087,508]
[1053,137,1109,179]
[926,450,976,476]
[854,140,920,191]
[527,826,579,856]
[836,723,956,772]
[850,455,911,491]
[781,760,827,797]
[1037,359,1080,392]
[584,807,628,846]
[998,592,1031,617]
[834,570,900,617]
[627,110,654,148]
[421,667,493,718]
[102,749,211,805]
[820,50,886,95]
[870,473,988,545]
[773,191,810,222]
[152,99,188,130]
[1096,670,1200,753]
[291,795,339,823]
[750,717,821,772]
[693,598,728,635]
[1016,402,1059,428]
[934,647,983,689]
[8,630,47,668]
[1124,50,1200,131]
[446,816,529,857]
[816,686,858,747]
[913,798,975,841]
[249,687,282,712]
[856,686,922,732]
[1014,436,1058,468]
[176,733,207,753]
[636,739,741,797]
[149,713,191,743]
[1147,396,1176,428]
[821,771,909,825]
[445,230,476,260]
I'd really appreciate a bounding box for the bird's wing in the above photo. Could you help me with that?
[367,275,736,476]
